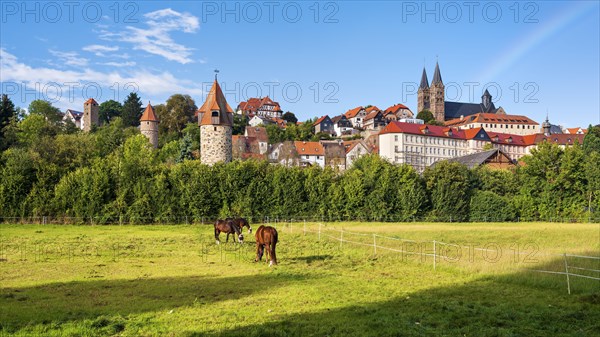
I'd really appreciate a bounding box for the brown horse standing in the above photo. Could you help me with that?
[214,219,244,244]
[227,217,252,234]
[255,225,278,266]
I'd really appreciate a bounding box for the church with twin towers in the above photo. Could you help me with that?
[418,61,505,123]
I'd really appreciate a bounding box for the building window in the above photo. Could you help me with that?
[394,135,398,141]
[306,155,309,159]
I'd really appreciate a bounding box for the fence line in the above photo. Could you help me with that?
[301,223,599,294]
[1,215,599,225]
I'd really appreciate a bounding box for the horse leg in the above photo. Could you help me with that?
[270,242,277,266]
[226,232,230,243]
[215,228,220,245]
[255,243,263,262]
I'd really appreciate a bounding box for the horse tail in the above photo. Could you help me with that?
[270,228,278,264]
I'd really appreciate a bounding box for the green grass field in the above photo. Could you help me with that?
[1,222,599,336]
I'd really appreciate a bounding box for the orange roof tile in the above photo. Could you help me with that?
[344,106,364,119]
[140,102,159,122]
[84,98,98,105]
[384,104,410,114]
[445,113,538,127]
[294,141,325,156]
[198,79,234,126]
[313,115,329,126]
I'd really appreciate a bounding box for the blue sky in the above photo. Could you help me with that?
[1,1,598,127]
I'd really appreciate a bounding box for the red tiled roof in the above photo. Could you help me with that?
[487,132,530,146]
[313,115,329,126]
[140,102,159,122]
[343,140,368,154]
[245,127,268,142]
[531,133,585,146]
[384,104,410,114]
[566,127,587,134]
[237,96,282,114]
[365,106,380,114]
[380,121,466,139]
[344,106,364,119]
[84,98,98,105]
[294,141,325,156]
[364,110,382,121]
[445,113,538,127]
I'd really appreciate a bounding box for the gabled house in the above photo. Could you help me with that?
[245,126,269,154]
[344,106,367,128]
[321,140,346,170]
[294,141,325,167]
[267,141,300,167]
[363,110,387,130]
[62,109,83,129]
[344,140,370,169]
[237,96,283,118]
[331,115,354,136]
[384,103,414,120]
[313,115,335,135]
[249,115,273,127]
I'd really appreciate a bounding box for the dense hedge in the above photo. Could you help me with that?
[1,119,600,223]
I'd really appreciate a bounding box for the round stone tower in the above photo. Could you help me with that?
[140,102,159,148]
[198,77,233,165]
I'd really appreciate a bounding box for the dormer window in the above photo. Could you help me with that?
[211,111,219,124]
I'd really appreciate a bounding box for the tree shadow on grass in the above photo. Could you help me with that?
[0,272,314,333]
[191,255,600,337]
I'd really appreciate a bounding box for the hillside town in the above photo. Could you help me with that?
[58,62,589,172]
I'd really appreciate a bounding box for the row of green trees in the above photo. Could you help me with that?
[1,95,600,222]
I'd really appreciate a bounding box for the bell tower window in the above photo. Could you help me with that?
[211,111,219,124]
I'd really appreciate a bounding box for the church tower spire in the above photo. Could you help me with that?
[417,67,430,113]
[430,61,445,122]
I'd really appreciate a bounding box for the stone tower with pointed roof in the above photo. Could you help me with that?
[140,102,159,148]
[430,62,445,123]
[198,78,234,165]
[417,68,430,114]
[82,98,99,132]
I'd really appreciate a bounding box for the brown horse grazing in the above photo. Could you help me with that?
[227,217,252,234]
[214,219,244,244]
[255,225,278,266]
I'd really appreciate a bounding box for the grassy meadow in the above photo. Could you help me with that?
[0,222,599,336]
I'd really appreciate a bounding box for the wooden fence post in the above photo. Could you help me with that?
[433,240,437,271]
[318,223,321,241]
[340,229,344,248]
[373,234,377,256]
[563,253,571,295]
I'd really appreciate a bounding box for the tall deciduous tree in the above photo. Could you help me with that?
[28,99,62,124]
[157,94,197,134]
[423,161,472,221]
[99,100,123,124]
[583,124,600,154]
[121,92,143,127]
[282,111,298,124]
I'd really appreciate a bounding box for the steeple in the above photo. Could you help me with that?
[432,61,443,84]
[419,68,429,89]
[542,112,551,136]
[482,89,492,110]
[140,102,159,122]
[197,79,234,126]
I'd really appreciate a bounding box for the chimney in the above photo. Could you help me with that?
[460,115,464,120]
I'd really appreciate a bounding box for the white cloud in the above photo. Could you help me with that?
[0,48,204,109]
[100,8,199,64]
[99,61,137,67]
[82,44,119,57]
[49,50,89,67]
